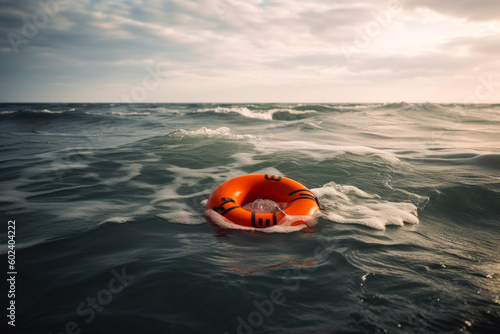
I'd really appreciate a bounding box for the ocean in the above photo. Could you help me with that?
[0,103,499,333]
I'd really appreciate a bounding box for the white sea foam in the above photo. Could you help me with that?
[157,211,203,225]
[111,111,150,116]
[231,152,263,166]
[156,202,204,225]
[197,107,272,120]
[312,182,380,201]
[331,103,386,110]
[99,216,131,224]
[196,107,316,120]
[98,205,154,225]
[41,109,63,114]
[151,165,231,205]
[58,201,134,220]
[269,108,318,115]
[171,127,255,140]
[102,163,142,186]
[312,181,419,230]
[23,162,89,177]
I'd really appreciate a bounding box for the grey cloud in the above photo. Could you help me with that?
[406,0,500,22]
[350,54,478,74]
[442,33,500,56]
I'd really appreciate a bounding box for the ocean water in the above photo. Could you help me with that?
[0,103,499,333]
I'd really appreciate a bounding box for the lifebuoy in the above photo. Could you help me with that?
[206,174,320,229]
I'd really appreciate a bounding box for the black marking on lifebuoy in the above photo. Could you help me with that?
[220,206,241,216]
[288,188,313,196]
[250,209,280,228]
[264,174,282,181]
[251,212,256,227]
[289,197,318,204]
[314,196,322,209]
[213,197,236,212]
[272,207,278,226]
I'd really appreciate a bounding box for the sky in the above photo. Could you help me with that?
[0,0,499,103]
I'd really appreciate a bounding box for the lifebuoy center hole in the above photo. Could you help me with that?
[241,199,287,213]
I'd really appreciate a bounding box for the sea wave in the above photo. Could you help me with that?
[0,108,100,121]
[41,109,64,114]
[330,103,387,110]
[112,111,151,116]
[165,126,255,140]
[196,106,317,120]
[411,153,500,171]
[253,140,401,165]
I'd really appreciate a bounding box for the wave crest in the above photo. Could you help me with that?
[196,106,316,120]
[166,127,255,140]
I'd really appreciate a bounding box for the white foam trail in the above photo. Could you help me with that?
[312,182,380,201]
[24,162,89,176]
[111,111,150,116]
[98,205,154,225]
[231,152,263,166]
[312,182,419,230]
[102,163,142,186]
[151,165,236,205]
[156,201,204,225]
[157,211,204,225]
[99,216,131,224]
[171,127,255,140]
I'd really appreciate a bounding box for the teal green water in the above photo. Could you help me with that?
[1,103,499,333]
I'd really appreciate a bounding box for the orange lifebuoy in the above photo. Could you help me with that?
[206,174,320,229]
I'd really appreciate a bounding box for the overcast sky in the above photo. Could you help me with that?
[1,0,499,103]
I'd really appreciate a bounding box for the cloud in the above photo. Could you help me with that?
[442,33,500,57]
[406,0,500,22]
[0,0,499,102]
